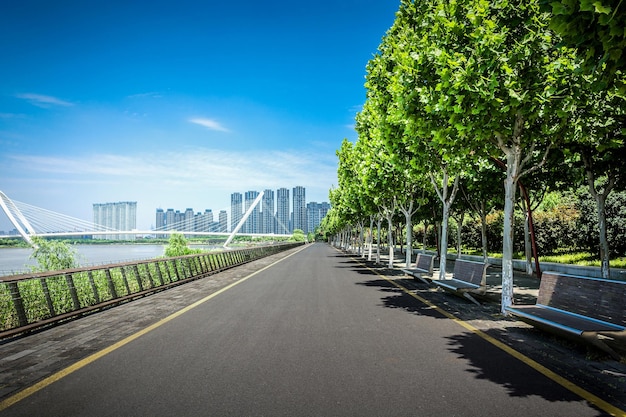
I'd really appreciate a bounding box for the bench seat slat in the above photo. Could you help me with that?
[435,279,481,291]
[505,305,624,334]
[402,267,429,276]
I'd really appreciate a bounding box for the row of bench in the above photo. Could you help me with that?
[400,253,626,360]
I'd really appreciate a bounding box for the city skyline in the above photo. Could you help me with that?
[155,186,330,235]
[0,1,399,233]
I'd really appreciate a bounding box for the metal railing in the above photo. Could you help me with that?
[0,242,303,337]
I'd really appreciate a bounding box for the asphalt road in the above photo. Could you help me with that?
[0,243,615,416]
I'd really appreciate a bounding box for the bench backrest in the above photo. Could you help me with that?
[452,259,487,286]
[538,271,626,327]
[415,253,434,273]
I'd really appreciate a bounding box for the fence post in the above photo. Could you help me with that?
[7,282,28,327]
[87,271,101,304]
[120,267,131,295]
[185,258,194,278]
[65,273,81,310]
[143,264,155,288]
[155,262,165,286]
[173,259,182,281]
[39,278,56,317]
[133,265,144,291]
[105,269,119,299]
[165,260,175,282]
[200,256,208,274]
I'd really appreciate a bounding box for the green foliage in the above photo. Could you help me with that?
[290,229,306,242]
[575,188,626,256]
[328,0,625,274]
[456,189,626,257]
[29,237,80,272]
[0,239,30,248]
[163,233,202,257]
[544,0,626,93]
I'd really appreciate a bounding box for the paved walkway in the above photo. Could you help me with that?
[0,244,624,415]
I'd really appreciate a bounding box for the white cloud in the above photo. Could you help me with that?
[189,117,230,133]
[2,148,337,229]
[6,147,337,196]
[0,113,26,119]
[15,93,74,108]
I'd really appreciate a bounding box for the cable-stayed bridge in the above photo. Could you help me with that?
[0,190,286,247]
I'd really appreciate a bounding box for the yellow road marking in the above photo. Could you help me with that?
[0,244,309,412]
[350,254,626,417]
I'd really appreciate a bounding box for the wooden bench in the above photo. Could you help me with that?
[505,271,626,360]
[432,259,488,305]
[401,253,435,284]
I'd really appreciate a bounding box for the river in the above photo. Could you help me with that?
[0,244,218,276]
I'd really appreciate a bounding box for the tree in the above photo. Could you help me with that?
[353,99,407,269]
[564,86,626,277]
[29,237,80,272]
[383,0,579,312]
[164,233,201,257]
[459,160,504,261]
[291,229,306,242]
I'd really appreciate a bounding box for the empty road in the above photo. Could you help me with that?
[0,243,618,416]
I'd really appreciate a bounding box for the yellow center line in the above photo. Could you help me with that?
[0,244,309,412]
[350,253,626,417]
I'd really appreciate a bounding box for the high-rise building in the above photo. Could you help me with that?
[219,210,228,233]
[292,186,307,233]
[155,208,165,238]
[194,209,213,232]
[276,188,290,235]
[307,201,331,234]
[93,201,137,240]
[243,191,260,234]
[184,208,194,236]
[262,189,275,234]
[175,210,182,228]
[230,192,243,232]
[165,209,176,231]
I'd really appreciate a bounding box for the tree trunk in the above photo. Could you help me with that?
[376,216,382,264]
[430,172,460,280]
[406,215,413,267]
[439,200,451,279]
[479,202,488,261]
[360,222,365,258]
[502,164,517,313]
[368,216,374,261]
[582,157,615,280]
[596,195,610,278]
[400,200,414,268]
[455,210,465,259]
[520,194,533,275]
[386,212,395,269]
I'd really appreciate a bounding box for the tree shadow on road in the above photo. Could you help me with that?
[355,276,503,322]
[352,270,625,415]
[443,329,618,416]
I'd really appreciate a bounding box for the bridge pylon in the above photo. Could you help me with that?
[223,191,264,248]
[0,191,36,247]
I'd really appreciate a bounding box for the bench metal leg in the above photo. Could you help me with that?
[402,270,431,285]
[462,292,481,306]
[415,274,431,285]
[582,332,622,360]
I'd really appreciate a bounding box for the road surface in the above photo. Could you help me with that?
[0,243,617,416]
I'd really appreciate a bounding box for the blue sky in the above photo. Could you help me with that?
[0,0,399,231]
